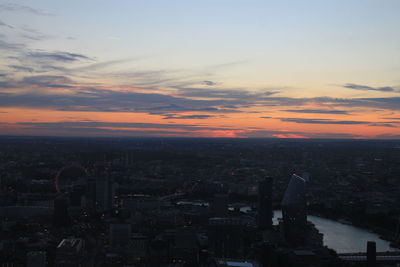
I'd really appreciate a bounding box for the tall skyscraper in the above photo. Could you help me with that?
[211,194,228,217]
[95,172,115,213]
[53,195,71,227]
[208,217,246,258]
[70,184,85,207]
[367,241,376,267]
[84,175,96,210]
[109,223,131,248]
[258,176,273,229]
[281,174,307,247]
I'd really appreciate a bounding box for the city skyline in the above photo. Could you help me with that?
[1,0,400,139]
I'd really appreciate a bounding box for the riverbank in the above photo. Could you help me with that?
[273,210,397,253]
[306,207,399,249]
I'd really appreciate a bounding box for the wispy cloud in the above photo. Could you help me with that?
[306,96,400,111]
[162,114,215,120]
[19,26,52,41]
[283,109,349,114]
[279,117,397,127]
[28,51,92,62]
[17,124,199,137]
[0,39,24,51]
[0,3,52,16]
[238,95,400,111]
[148,104,241,114]
[344,83,398,93]
[17,121,239,136]
[0,88,233,114]
[237,130,360,139]
[0,19,13,28]
[2,75,400,116]
[280,118,368,125]
[176,87,278,100]
[207,60,248,70]
[8,65,34,73]
[0,75,76,89]
[0,40,95,76]
[368,123,398,128]
[21,75,75,88]
[71,59,137,72]
[203,80,217,86]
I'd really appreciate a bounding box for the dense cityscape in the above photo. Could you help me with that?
[2,0,400,266]
[1,137,400,266]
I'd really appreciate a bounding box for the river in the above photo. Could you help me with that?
[177,201,397,253]
[273,210,398,253]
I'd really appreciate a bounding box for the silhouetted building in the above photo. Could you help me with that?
[70,185,85,207]
[254,242,278,267]
[84,176,96,210]
[54,238,84,267]
[124,151,135,166]
[149,238,169,265]
[213,258,261,267]
[161,228,200,265]
[109,223,131,248]
[27,251,46,267]
[367,241,376,267]
[258,176,273,229]
[95,172,115,212]
[208,217,246,258]
[131,233,149,258]
[53,195,71,227]
[281,174,307,247]
[274,247,341,267]
[212,194,228,217]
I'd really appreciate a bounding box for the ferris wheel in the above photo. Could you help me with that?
[55,164,87,193]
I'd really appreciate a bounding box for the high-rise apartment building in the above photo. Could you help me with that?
[258,176,273,229]
[281,174,307,247]
[95,172,115,212]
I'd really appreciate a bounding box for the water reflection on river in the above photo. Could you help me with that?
[273,210,397,253]
[177,201,397,253]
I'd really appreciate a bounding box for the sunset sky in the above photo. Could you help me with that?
[1,0,400,139]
